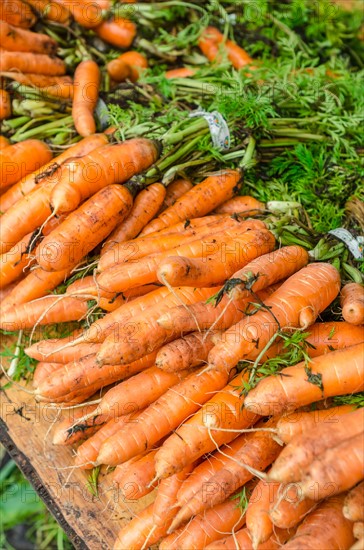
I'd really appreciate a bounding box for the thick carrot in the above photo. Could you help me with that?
[199,26,254,69]
[107,51,148,82]
[246,478,280,547]
[0,133,108,212]
[0,51,66,75]
[53,0,103,28]
[298,432,364,500]
[52,404,102,445]
[0,136,9,149]
[159,178,193,211]
[214,195,265,214]
[208,263,341,374]
[283,495,355,549]
[225,245,309,301]
[0,139,52,190]
[158,494,246,550]
[276,404,357,444]
[96,366,228,466]
[269,407,364,483]
[109,450,157,500]
[72,60,100,137]
[0,21,57,54]
[34,351,158,402]
[155,330,219,373]
[0,89,11,120]
[269,484,316,529]
[165,67,196,79]
[23,0,71,24]
[95,18,137,48]
[37,185,133,272]
[341,282,364,325]
[343,482,364,522]
[0,0,37,28]
[101,183,166,254]
[26,340,101,363]
[96,286,218,365]
[0,232,35,288]
[153,466,193,527]
[154,371,261,481]
[244,343,364,417]
[0,72,74,100]
[205,528,293,549]
[139,169,241,236]
[50,138,160,213]
[33,362,63,388]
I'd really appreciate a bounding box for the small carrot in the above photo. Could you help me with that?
[0,89,11,120]
[269,407,364,483]
[199,26,254,69]
[0,139,52,190]
[139,169,242,236]
[0,0,37,28]
[159,178,193,211]
[50,138,160,213]
[153,465,194,527]
[341,282,364,325]
[343,482,364,522]
[95,18,137,48]
[214,195,265,214]
[26,340,101,364]
[33,362,63,388]
[72,60,100,137]
[109,450,157,500]
[269,484,316,529]
[0,51,66,75]
[155,331,219,373]
[165,67,196,79]
[23,0,71,24]
[283,495,355,549]
[246,477,280,547]
[96,367,228,466]
[107,51,148,82]
[0,21,57,54]
[101,183,166,254]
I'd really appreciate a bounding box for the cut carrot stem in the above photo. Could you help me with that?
[341,282,364,325]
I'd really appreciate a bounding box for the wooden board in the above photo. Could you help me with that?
[0,348,155,550]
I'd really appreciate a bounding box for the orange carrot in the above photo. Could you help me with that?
[52,404,103,445]
[33,362,62,386]
[107,51,148,82]
[208,263,341,374]
[204,527,293,549]
[165,67,196,79]
[269,408,364,483]
[101,183,166,254]
[0,139,52,190]
[353,523,364,540]
[139,169,241,236]
[283,495,355,549]
[109,450,157,500]
[72,60,100,137]
[0,0,37,28]
[0,136,9,149]
[246,478,280,547]
[341,282,364,325]
[0,232,35,288]
[0,51,66,75]
[159,178,193,211]
[50,138,160,213]
[96,366,228,466]
[244,343,364,417]
[0,21,57,54]
[0,89,11,120]
[343,482,364,522]
[0,133,108,213]
[95,18,137,48]
[53,0,103,28]
[0,72,73,100]
[155,330,219,372]
[26,340,101,363]
[214,195,265,214]
[199,26,254,69]
[153,465,193,527]
[23,0,71,24]
[269,484,316,529]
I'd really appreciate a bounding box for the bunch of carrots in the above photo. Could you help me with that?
[1,2,364,549]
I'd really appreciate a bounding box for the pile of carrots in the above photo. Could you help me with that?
[1,1,364,549]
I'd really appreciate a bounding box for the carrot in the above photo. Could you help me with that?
[341,282,364,325]
[214,195,265,214]
[154,371,261,482]
[0,281,19,304]
[246,478,280,547]
[0,51,66,75]
[26,340,101,363]
[343,482,364,522]
[106,57,130,82]
[157,229,275,287]
[37,185,133,272]
[0,232,35,288]
[72,60,100,137]
[52,404,103,445]
[96,366,228,466]
[159,178,193,211]
[109,450,157,500]
[224,245,309,301]
[0,72,73,100]
[33,362,63,387]
[244,343,364,417]
[283,495,355,549]
[158,493,246,550]
[0,139,52,190]
[0,136,9,149]
[166,418,281,531]
[22,0,71,24]
[49,138,160,213]
[96,286,218,365]
[95,18,137,48]
[34,351,158,402]
[139,169,242,236]
[269,484,316,529]
[351,538,364,550]
[354,522,364,540]
[101,183,166,254]
[53,0,103,28]
[269,407,364,483]
[155,330,219,373]
[0,21,57,54]
[0,0,37,28]
[107,51,148,82]
[97,227,271,293]
[153,465,194,527]
[199,26,254,69]
[0,89,11,120]
[0,133,108,213]
[204,527,294,549]
[208,263,341,374]
[165,67,196,79]
[297,432,364,500]
[276,404,357,444]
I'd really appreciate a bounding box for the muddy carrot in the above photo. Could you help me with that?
[343,482,364,522]
[155,331,219,373]
[0,0,37,28]
[24,0,71,24]
[0,139,52,190]
[341,282,364,325]
[0,21,57,54]
[269,484,316,529]
[0,51,66,75]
